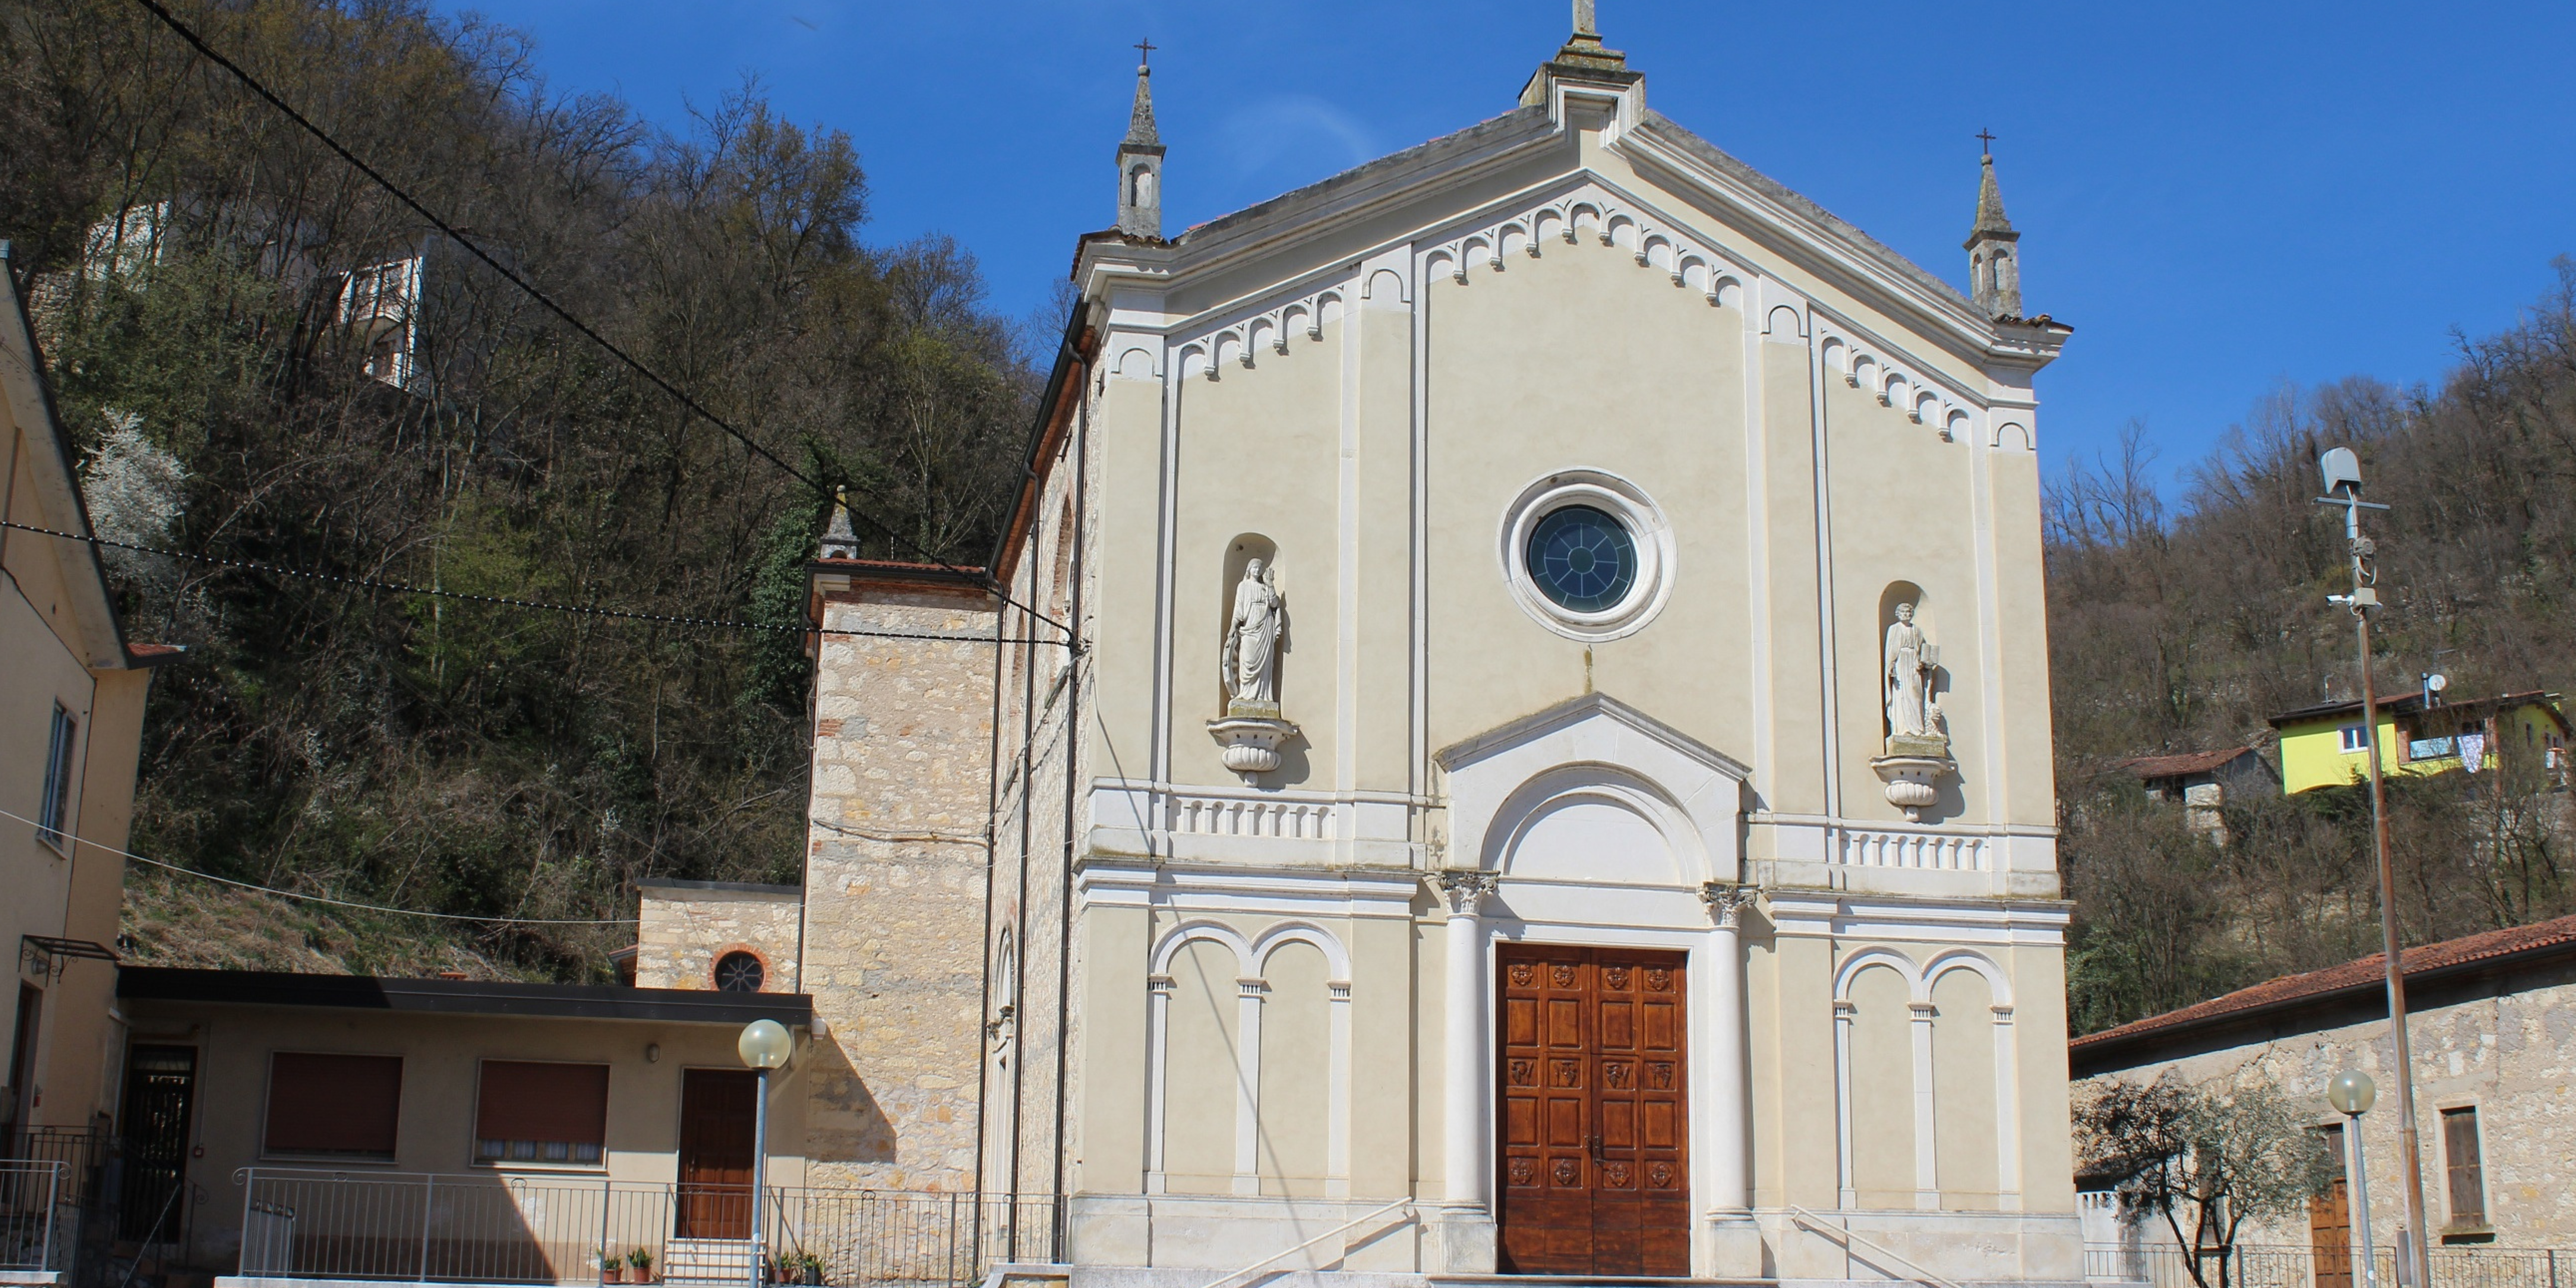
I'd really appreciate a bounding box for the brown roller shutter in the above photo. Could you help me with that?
[475,1061,609,1145]
[265,1052,402,1156]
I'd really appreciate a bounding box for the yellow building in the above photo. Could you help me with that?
[2268,691,2570,795]
[2,246,177,1177]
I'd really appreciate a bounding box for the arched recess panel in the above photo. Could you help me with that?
[1846,963,1916,1208]
[1931,966,2000,1208]
[1162,938,1245,1194]
[1254,939,1332,1195]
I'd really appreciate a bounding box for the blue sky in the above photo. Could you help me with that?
[445,1,2576,492]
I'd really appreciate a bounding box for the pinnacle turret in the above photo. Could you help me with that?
[1115,44,1167,239]
[1963,140,2023,319]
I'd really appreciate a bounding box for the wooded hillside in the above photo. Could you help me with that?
[2049,263,2576,1032]
[5,0,1043,978]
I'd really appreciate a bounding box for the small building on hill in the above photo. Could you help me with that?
[2109,746,2277,843]
[2269,692,2570,795]
[2069,913,2576,1261]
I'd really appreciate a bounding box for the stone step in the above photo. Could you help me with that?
[660,1238,759,1281]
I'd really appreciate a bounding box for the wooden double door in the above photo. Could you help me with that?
[1496,943,1690,1276]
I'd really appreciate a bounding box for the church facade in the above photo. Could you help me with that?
[798,15,2076,1287]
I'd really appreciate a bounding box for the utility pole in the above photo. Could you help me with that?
[2316,448,2430,1288]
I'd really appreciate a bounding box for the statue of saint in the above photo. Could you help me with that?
[1882,600,1940,744]
[1221,558,1284,710]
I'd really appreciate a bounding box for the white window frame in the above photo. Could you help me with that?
[37,704,77,854]
[2338,724,2369,754]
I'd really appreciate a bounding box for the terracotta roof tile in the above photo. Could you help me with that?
[2073,912,2576,1054]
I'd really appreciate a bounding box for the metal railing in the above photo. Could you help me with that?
[236,1170,1054,1288]
[6,1126,102,1205]
[0,1162,67,1272]
[1200,1198,1413,1288]
[1790,1205,1970,1288]
[2086,1243,2576,1288]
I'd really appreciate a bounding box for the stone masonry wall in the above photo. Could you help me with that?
[2078,965,2576,1250]
[799,584,1000,1192]
[634,881,803,991]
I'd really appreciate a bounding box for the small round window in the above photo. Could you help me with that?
[1525,506,1637,613]
[714,951,765,994]
[1499,470,1674,641]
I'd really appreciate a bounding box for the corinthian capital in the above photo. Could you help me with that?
[1430,869,1500,916]
[1700,880,1752,929]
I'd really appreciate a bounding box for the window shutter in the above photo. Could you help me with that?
[2442,1106,2484,1225]
[476,1061,609,1145]
[266,1053,402,1156]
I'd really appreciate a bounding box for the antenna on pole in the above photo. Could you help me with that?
[2313,447,2428,1288]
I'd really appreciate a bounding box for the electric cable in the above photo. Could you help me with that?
[123,0,1072,641]
[1,518,1060,645]
[0,805,640,926]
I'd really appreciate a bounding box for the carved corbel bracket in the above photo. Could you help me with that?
[1869,744,1956,823]
[1207,712,1297,778]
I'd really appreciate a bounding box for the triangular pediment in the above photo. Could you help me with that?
[1077,64,2052,367]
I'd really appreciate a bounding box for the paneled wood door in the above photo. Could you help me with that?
[2309,1124,2353,1288]
[678,1068,757,1239]
[1497,943,1689,1276]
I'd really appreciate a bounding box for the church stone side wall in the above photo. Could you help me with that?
[799,585,999,1192]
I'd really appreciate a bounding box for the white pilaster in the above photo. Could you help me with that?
[1910,999,1939,1209]
[1233,977,1268,1195]
[1833,998,1856,1208]
[1699,883,1751,1211]
[1434,870,1500,1211]
[1144,973,1172,1193]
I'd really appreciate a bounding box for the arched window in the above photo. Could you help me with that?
[714,951,765,994]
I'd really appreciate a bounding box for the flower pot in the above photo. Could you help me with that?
[802,1268,822,1286]
[603,1269,623,1284]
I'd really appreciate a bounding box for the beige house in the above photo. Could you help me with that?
[114,965,815,1278]
[794,12,2078,1287]
[2070,913,2576,1262]
[2,244,175,1174]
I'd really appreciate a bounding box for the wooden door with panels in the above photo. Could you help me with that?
[678,1068,757,1239]
[1496,943,1690,1276]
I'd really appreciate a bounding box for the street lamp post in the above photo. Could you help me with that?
[2315,449,2430,1288]
[2328,1071,2380,1288]
[739,1020,795,1288]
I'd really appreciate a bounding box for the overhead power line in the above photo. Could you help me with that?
[0,518,1063,646]
[0,805,641,926]
[123,0,1071,641]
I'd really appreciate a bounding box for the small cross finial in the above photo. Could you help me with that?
[1573,0,1598,38]
[1975,127,1997,156]
[1134,37,1155,67]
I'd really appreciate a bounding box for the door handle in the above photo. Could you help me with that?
[1585,1133,1603,1164]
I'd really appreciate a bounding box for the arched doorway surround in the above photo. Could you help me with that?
[1431,693,1752,1275]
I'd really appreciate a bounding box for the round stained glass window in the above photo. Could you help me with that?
[1525,505,1637,613]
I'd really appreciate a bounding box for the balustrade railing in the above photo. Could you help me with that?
[236,1170,1054,1288]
